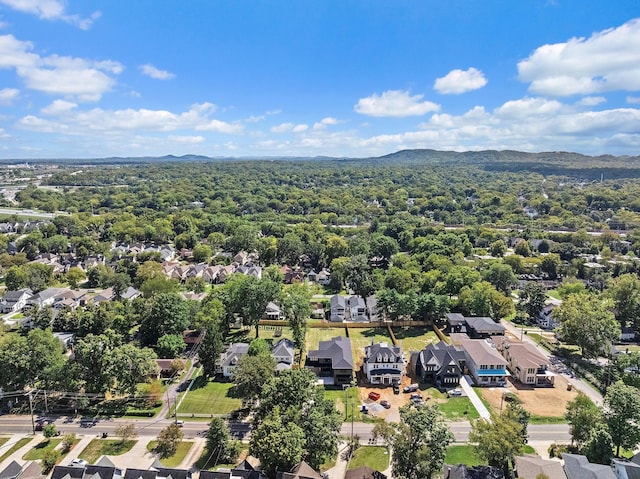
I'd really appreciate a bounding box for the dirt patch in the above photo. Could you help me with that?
[478,374,578,417]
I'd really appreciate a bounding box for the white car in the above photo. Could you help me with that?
[69,459,88,467]
[447,388,463,396]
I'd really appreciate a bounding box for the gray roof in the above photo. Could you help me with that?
[123,470,156,479]
[412,341,465,376]
[221,343,249,367]
[563,453,615,479]
[0,461,22,479]
[465,316,506,334]
[612,460,640,479]
[446,313,466,326]
[365,342,403,365]
[50,467,83,479]
[307,336,353,369]
[2,288,32,302]
[330,295,346,308]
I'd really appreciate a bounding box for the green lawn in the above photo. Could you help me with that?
[0,437,31,463]
[348,446,390,471]
[437,397,480,421]
[226,326,294,344]
[0,437,8,449]
[445,445,485,466]
[348,328,393,366]
[305,327,346,351]
[78,439,137,463]
[146,441,193,468]
[324,387,359,417]
[177,376,242,415]
[23,439,62,460]
[392,327,438,353]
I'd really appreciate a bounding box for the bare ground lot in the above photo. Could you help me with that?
[478,374,579,417]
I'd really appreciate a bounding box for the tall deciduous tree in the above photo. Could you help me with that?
[199,321,224,379]
[482,262,517,295]
[583,424,613,465]
[604,381,640,457]
[606,273,640,330]
[281,283,311,351]
[517,282,547,322]
[390,404,453,479]
[140,293,191,345]
[233,354,276,400]
[565,392,602,448]
[469,411,525,475]
[205,417,241,467]
[154,424,183,458]
[555,293,620,358]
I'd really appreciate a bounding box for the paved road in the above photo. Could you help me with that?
[0,207,63,218]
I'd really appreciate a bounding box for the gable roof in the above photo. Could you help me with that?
[0,461,23,479]
[465,316,506,334]
[277,461,323,479]
[413,341,465,375]
[50,467,84,479]
[344,467,387,479]
[460,339,507,367]
[365,342,403,364]
[123,470,157,479]
[563,453,615,479]
[307,336,353,370]
[514,454,566,479]
[221,343,249,367]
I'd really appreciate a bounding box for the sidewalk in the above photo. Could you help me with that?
[324,440,349,479]
[57,435,94,466]
[107,438,155,470]
[459,376,491,420]
[177,438,206,470]
[0,435,41,469]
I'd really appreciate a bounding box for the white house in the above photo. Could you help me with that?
[1,288,33,313]
[330,295,346,322]
[218,343,249,377]
[348,296,367,322]
[363,342,404,386]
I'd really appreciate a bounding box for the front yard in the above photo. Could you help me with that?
[78,439,137,463]
[146,440,193,468]
[177,376,242,416]
[348,446,390,471]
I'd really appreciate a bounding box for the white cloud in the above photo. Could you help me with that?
[168,135,204,144]
[0,0,100,29]
[140,64,175,80]
[495,97,563,119]
[354,89,440,117]
[270,122,308,133]
[0,34,122,101]
[434,67,487,94]
[0,87,19,104]
[518,18,640,96]
[313,117,338,130]
[18,102,243,135]
[627,96,640,104]
[577,96,607,106]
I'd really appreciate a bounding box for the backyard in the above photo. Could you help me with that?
[391,327,439,353]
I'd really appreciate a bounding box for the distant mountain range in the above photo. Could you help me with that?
[4,149,640,177]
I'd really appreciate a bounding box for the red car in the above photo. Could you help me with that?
[368,391,381,401]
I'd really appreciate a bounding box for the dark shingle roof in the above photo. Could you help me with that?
[307,336,353,369]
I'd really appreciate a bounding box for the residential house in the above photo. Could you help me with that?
[155,359,174,378]
[51,457,123,479]
[410,341,466,387]
[236,265,262,280]
[218,343,249,377]
[316,269,331,286]
[233,251,249,265]
[272,338,295,372]
[562,453,615,479]
[348,295,368,322]
[492,337,555,387]
[0,461,44,479]
[264,302,283,320]
[537,299,561,329]
[93,287,115,304]
[276,461,322,479]
[305,336,354,386]
[514,454,566,479]
[26,287,66,309]
[281,266,304,284]
[612,458,640,479]
[621,327,636,342]
[330,295,346,322]
[366,295,378,322]
[1,288,33,313]
[306,270,318,283]
[460,339,508,387]
[121,286,142,300]
[344,468,387,479]
[363,342,404,386]
[464,316,506,338]
[53,332,75,350]
[445,313,467,334]
[443,464,504,479]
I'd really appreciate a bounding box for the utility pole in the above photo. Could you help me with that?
[44,390,48,413]
[28,391,35,435]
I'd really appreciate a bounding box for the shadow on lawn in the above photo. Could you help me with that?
[392,327,433,341]
[188,376,243,399]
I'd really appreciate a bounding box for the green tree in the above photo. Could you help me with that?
[193,243,213,263]
[489,240,507,257]
[66,267,86,289]
[43,423,57,438]
[250,406,305,477]
[607,273,640,330]
[154,423,183,458]
[199,321,224,378]
[556,293,620,358]
[4,266,27,290]
[469,412,525,475]
[483,262,517,295]
[583,424,613,465]
[233,354,276,400]
[390,404,453,479]
[156,334,186,358]
[604,381,640,457]
[140,293,191,345]
[517,282,547,322]
[61,433,76,454]
[281,283,311,352]
[459,281,514,321]
[204,417,241,466]
[540,254,561,280]
[41,450,60,474]
[514,239,531,257]
[565,392,602,448]
[109,344,158,395]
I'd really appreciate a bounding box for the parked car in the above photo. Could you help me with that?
[380,400,391,409]
[410,393,422,400]
[368,391,381,401]
[392,383,400,394]
[69,459,88,467]
[403,383,419,393]
[447,388,462,397]
[175,420,184,427]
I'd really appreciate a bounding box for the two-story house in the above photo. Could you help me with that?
[492,337,555,387]
[218,343,249,377]
[363,342,404,386]
[459,339,508,387]
[348,296,367,322]
[272,338,295,372]
[305,336,354,386]
[330,295,346,322]
[1,288,33,313]
[410,341,466,387]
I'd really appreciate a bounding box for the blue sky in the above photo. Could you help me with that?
[0,0,639,158]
